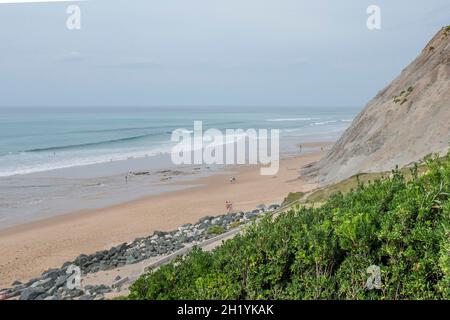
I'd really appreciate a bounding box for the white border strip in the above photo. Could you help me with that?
[0,0,83,4]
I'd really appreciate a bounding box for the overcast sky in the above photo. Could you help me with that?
[0,0,448,107]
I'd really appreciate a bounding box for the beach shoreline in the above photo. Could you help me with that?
[0,146,328,288]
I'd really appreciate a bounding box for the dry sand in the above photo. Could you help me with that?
[0,151,324,288]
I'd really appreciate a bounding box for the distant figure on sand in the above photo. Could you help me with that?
[229,176,236,184]
[225,201,233,213]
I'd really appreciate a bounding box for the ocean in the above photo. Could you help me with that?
[0,106,360,228]
[0,106,358,177]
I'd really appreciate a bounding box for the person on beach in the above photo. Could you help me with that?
[225,201,233,213]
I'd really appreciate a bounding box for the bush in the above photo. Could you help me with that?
[129,154,450,300]
[282,192,305,206]
[207,226,226,235]
[229,221,243,229]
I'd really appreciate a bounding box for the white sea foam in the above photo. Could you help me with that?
[0,146,174,177]
[266,117,318,122]
[310,119,353,126]
[0,132,256,177]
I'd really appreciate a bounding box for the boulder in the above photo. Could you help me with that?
[20,287,46,300]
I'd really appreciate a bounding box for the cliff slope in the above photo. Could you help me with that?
[307,27,450,185]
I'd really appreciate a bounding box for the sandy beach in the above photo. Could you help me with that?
[0,150,325,288]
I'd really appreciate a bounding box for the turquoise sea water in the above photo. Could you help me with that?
[0,106,359,177]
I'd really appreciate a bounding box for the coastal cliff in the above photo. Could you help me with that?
[306,27,450,185]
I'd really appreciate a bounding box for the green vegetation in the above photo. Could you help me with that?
[442,26,450,38]
[207,226,226,235]
[128,155,450,300]
[393,86,414,105]
[306,162,430,204]
[306,172,386,204]
[282,192,305,206]
[229,221,243,229]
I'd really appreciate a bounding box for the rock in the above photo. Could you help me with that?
[133,171,150,176]
[117,243,128,252]
[94,294,105,300]
[74,254,89,267]
[78,294,94,300]
[44,295,58,300]
[26,277,41,286]
[12,280,22,286]
[268,204,280,211]
[114,275,121,281]
[5,287,24,299]
[154,231,166,237]
[244,212,258,219]
[199,216,214,223]
[90,285,111,295]
[35,293,50,300]
[31,277,53,289]
[65,289,84,298]
[54,274,70,288]
[126,257,137,265]
[20,287,46,300]
[42,268,61,280]
[46,286,57,296]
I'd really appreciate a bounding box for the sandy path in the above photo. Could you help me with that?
[0,152,322,288]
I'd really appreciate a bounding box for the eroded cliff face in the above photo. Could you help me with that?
[306,27,450,186]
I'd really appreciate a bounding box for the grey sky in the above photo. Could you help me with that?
[0,0,448,107]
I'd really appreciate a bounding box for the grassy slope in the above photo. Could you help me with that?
[305,161,430,204]
[128,155,450,300]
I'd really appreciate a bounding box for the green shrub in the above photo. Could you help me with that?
[129,154,450,300]
[282,192,305,206]
[229,221,243,229]
[207,226,226,235]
